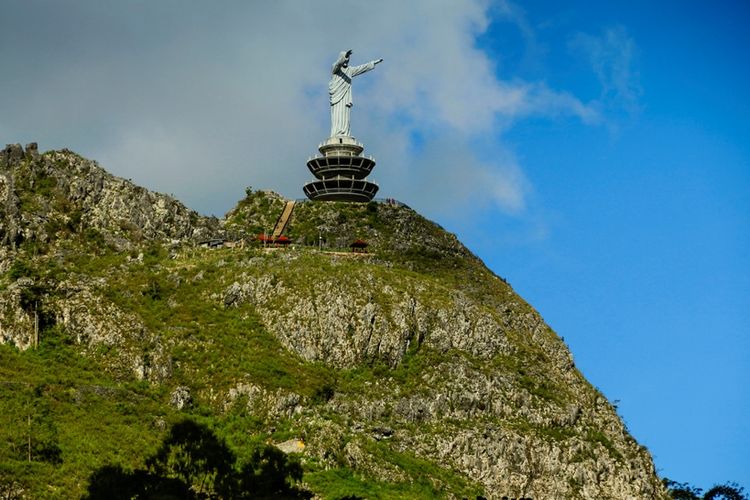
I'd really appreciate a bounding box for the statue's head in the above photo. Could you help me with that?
[343,49,352,67]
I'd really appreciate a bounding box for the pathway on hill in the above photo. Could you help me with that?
[271,200,296,239]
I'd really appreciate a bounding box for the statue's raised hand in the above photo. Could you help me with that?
[375,58,384,65]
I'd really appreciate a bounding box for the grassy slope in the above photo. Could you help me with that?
[1,236,496,498]
[0,184,621,498]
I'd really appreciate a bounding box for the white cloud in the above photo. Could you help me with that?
[377,136,529,217]
[569,26,642,113]
[0,0,598,220]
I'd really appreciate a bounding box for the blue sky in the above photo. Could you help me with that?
[464,0,750,488]
[1,0,748,490]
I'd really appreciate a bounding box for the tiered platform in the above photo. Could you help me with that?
[303,136,379,202]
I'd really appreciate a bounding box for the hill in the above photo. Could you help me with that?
[0,144,667,499]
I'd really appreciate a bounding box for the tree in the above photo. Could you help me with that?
[85,419,311,499]
[664,478,747,500]
[0,467,25,500]
[146,419,236,497]
[84,465,148,500]
[3,385,61,464]
[704,484,748,500]
[237,445,308,499]
[85,464,194,500]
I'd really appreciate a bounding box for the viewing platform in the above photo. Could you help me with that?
[303,136,379,202]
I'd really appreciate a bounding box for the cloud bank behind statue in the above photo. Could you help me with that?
[0,1,592,219]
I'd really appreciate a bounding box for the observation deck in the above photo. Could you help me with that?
[303,136,379,202]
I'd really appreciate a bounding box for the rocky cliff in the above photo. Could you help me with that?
[0,143,218,255]
[0,145,667,499]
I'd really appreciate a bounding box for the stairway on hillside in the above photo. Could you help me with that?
[271,200,296,239]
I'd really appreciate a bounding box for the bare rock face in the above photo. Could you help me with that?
[0,277,36,349]
[0,144,220,253]
[170,386,193,410]
[221,272,521,368]
[320,360,661,498]
[0,276,172,382]
[0,144,25,164]
[0,173,22,250]
[216,263,664,499]
[224,382,303,421]
[55,279,172,382]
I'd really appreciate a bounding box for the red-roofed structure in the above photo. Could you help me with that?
[257,234,292,247]
[350,239,369,253]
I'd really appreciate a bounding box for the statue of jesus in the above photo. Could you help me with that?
[329,49,383,137]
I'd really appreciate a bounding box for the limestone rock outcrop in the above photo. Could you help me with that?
[0,143,219,253]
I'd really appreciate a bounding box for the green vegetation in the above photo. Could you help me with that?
[663,479,747,500]
[585,429,623,462]
[507,418,577,443]
[224,188,286,237]
[85,419,309,499]
[0,237,507,497]
[0,149,654,497]
[303,435,486,499]
[0,343,167,497]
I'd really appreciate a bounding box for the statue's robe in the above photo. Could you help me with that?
[329,55,377,137]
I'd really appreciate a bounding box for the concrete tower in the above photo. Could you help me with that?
[304,50,382,202]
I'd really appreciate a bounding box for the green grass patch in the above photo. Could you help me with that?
[507,417,577,443]
[586,429,623,461]
[305,467,430,500]
[0,344,171,498]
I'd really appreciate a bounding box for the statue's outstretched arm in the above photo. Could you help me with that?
[349,58,383,78]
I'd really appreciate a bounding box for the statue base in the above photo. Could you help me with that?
[303,136,379,202]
